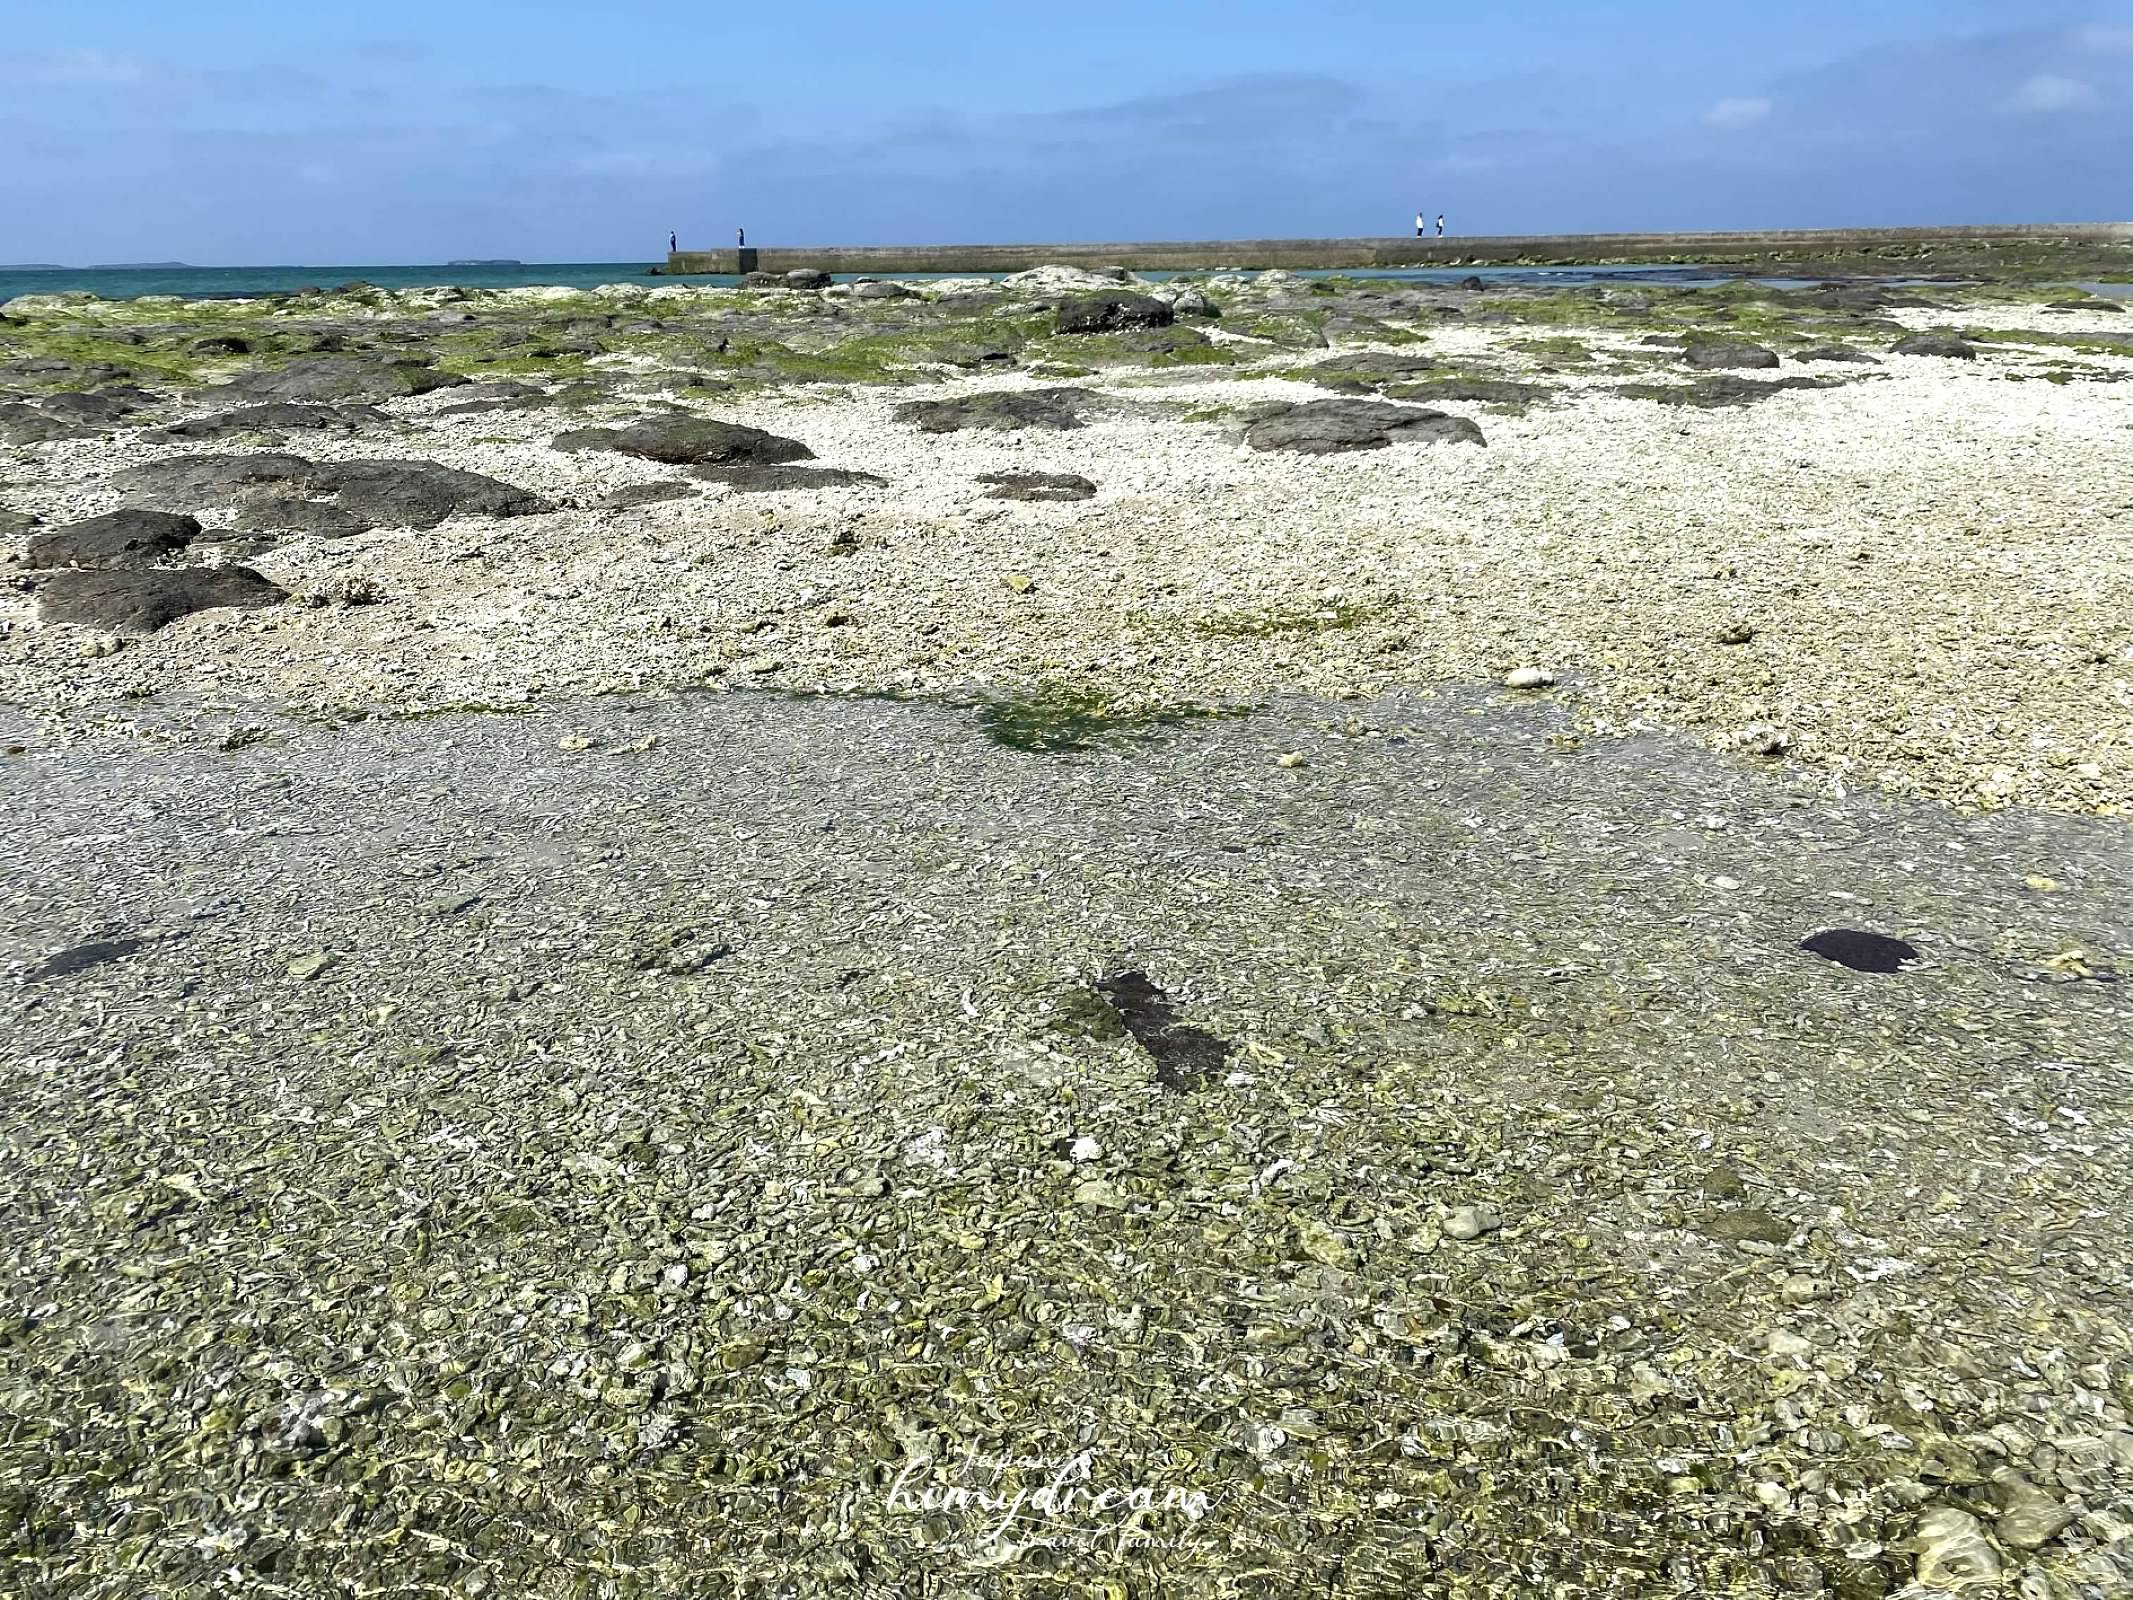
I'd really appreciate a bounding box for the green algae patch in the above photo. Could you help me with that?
[1029,329,1236,369]
[0,328,205,388]
[1185,600,1390,640]
[1510,334,1597,363]
[1967,327,2133,357]
[1226,311,1333,349]
[974,684,1246,753]
[438,348,597,380]
[1477,293,1628,328]
[756,683,1252,755]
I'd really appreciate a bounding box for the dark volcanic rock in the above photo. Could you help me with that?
[188,334,252,356]
[894,387,1096,433]
[0,384,154,441]
[637,371,728,396]
[554,416,815,467]
[1382,378,1553,409]
[930,342,1023,370]
[0,403,95,444]
[279,330,350,354]
[298,460,552,527]
[1055,293,1174,335]
[215,358,469,403]
[1244,398,1486,454]
[37,565,286,632]
[784,269,833,290]
[435,397,538,416]
[113,454,552,531]
[1801,928,1920,973]
[4,357,132,383]
[1303,352,1439,384]
[691,464,888,492]
[1683,342,1781,371]
[1094,325,1209,356]
[111,453,313,503]
[1811,285,1933,314]
[596,481,699,509]
[1795,346,1880,365]
[148,403,388,441]
[2046,298,2125,314]
[230,498,372,538]
[38,390,149,424]
[1616,374,1849,409]
[978,471,1097,502]
[25,509,201,570]
[459,380,547,400]
[435,379,551,415]
[1893,333,1979,360]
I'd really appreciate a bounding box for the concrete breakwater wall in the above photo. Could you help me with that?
[657,223,2133,277]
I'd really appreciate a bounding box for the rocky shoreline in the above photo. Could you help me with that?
[4,265,2130,813]
[4,266,2132,1595]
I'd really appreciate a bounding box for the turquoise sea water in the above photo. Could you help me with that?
[0,259,1871,304]
[0,261,680,302]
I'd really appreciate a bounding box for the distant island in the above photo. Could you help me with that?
[2,262,194,271]
[448,259,523,267]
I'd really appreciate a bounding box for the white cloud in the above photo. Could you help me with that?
[2072,25,2133,53]
[1704,97,1772,130]
[2002,73,2100,113]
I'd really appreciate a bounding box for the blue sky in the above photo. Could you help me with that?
[2,1,2130,264]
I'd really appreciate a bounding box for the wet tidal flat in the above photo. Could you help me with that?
[3,686,2130,1595]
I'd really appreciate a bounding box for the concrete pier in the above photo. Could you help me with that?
[657,223,2133,277]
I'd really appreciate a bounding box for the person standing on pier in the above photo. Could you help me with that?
[737,226,746,248]
[1436,214,1446,237]
[669,231,677,253]
[1415,211,1426,238]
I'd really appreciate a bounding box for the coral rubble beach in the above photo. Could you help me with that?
[2,262,2131,1594]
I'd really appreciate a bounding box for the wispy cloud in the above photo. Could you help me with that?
[3,48,149,86]
[2001,73,2099,113]
[566,149,724,180]
[1035,74,1366,143]
[1704,97,1773,130]
[2071,25,2133,53]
